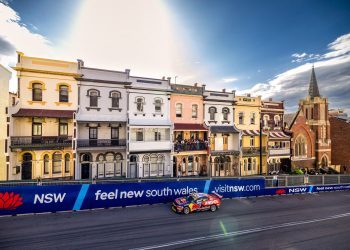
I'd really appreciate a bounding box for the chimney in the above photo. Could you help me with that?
[162,76,165,80]
[269,97,273,101]
[202,84,206,90]
[194,83,198,87]
[167,77,171,82]
[125,69,130,77]
[222,88,226,92]
[77,59,84,69]
[247,93,251,97]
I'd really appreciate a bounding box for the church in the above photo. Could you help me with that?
[284,66,331,169]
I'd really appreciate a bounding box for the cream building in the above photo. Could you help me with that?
[0,65,11,180]
[9,52,79,180]
[203,88,241,177]
[234,94,267,176]
[75,62,129,179]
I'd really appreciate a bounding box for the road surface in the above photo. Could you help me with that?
[1,191,350,249]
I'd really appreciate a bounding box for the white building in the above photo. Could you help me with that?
[203,88,241,176]
[127,76,173,178]
[75,62,130,179]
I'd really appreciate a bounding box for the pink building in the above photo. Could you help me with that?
[170,84,209,177]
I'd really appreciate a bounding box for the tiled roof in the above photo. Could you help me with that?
[12,109,74,118]
[284,112,297,128]
[210,126,240,133]
[173,123,208,131]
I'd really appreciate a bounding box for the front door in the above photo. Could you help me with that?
[129,155,138,178]
[81,163,90,179]
[21,153,32,180]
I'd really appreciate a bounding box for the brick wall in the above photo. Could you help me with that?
[330,117,350,171]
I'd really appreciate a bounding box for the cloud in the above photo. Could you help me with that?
[222,77,238,83]
[240,33,350,113]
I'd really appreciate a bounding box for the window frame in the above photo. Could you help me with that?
[192,104,198,118]
[52,153,62,174]
[59,119,68,136]
[32,118,42,136]
[59,85,69,103]
[89,127,98,139]
[176,103,182,118]
[64,154,70,173]
[154,98,162,113]
[209,107,217,120]
[222,107,230,121]
[87,89,100,107]
[238,112,244,125]
[136,97,145,112]
[110,91,121,108]
[43,154,49,174]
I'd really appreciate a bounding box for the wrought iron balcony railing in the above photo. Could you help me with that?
[174,142,208,152]
[10,136,72,149]
[242,146,267,155]
[77,139,126,148]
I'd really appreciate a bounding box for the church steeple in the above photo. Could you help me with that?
[308,65,320,98]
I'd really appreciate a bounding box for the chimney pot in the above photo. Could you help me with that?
[269,97,273,101]
[247,93,251,97]
[223,88,226,92]
[194,83,198,87]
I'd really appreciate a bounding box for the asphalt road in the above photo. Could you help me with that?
[1,191,350,250]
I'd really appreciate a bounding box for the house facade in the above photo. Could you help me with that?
[9,52,78,180]
[75,62,130,179]
[0,65,11,180]
[261,99,291,173]
[127,75,173,178]
[204,88,240,177]
[234,94,267,176]
[170,83,209,177]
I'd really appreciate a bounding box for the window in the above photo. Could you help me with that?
[192,104,198,118]
[89,90,99,107]
[295,136,306,157]
[150,154,158,175]
[143,155,150,177]
[244,159,248,171]
[111,127,119,139]
[263,115,269,128]
[59,119,68,136]
[89,127,98,139]
[64,154,70,173]
[59,85,69,102]
[110,91,121,108]
[250,136,255,147]
[252,158,256,171]
[154,129,161,141]
[32,83,42,101]
[32,118,42,136]
[222,107,229,121]
[239,112,244,124]
[248,158,252,171]
[274,115,280,127]
[250,112,256,125]
[136,97,144,112]
[154,98,162,112]
[209,107,216,120]
[52,153,62,173]
[176,103,182,117]
[44,154,49,174]
[136,129,143,141]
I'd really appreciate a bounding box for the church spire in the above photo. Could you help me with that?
[308,65,320,98]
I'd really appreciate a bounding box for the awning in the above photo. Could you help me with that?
[129,118,172,126]
[12,109,74,118]
[174,123,208,131]
[242,130,265,136]
[269,131,290,139]
[210,126,240,133]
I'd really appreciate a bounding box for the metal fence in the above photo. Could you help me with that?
[1,175,350,187]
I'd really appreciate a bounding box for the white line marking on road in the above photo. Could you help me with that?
[131,212,350,250]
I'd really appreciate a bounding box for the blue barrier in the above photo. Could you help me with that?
[0,179,349,216]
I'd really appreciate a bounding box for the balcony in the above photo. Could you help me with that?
[242,146,267,156]
[77,139,126,148]
[268,148,290,156]
[174,142,208,152]
[10,136,72,150]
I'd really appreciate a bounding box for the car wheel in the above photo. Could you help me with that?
[183,207,190,215]
[210,205,217,212]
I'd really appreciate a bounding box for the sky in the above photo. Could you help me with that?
[0,0,349,113]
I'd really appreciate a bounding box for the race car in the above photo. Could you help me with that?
[172,192,222,214]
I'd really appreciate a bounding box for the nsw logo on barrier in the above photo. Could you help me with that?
[275,189,286,195]
[0,192,23,210]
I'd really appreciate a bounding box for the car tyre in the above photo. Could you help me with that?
[210,205,217,212]
[183,207,190,215]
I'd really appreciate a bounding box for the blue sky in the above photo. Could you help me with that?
[0,0,349,112]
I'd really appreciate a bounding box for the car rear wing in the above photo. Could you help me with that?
[211,191,223,199]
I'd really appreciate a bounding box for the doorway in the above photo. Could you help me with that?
[21,153,32,180]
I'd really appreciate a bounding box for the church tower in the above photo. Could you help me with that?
[299,66,331,168]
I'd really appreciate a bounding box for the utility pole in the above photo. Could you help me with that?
[259,113,263,175]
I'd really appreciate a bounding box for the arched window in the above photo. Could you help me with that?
[274,115,280,127]
[59,85,69,102]
[88,90,99,107]
[110,91,121,108]
[64,154,70,173]
[106,152,114,162]
[44,154,49,174]
[81,153,91,162]
[136,97,144,112]
[143,155,150,177]
[252,158,256,171]
[150,154,158,176]
[209,107,217,120]
[248,158,252,171]
[295,136,306,157]
[222,107,229,121]
[176,103,182,117]
[32,83,43,101]
[192,104,198,118]
[52,153,62,174]
[263,115,269,128]
[154,98,162,112]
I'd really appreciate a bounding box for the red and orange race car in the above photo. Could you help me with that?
[172,192,223,214]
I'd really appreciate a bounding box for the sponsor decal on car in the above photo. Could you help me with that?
[0,192,23,210]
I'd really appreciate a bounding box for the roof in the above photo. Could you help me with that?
[269,131,290,139]
[242,130,266,136]
[308,66,320,98]
[12,109,74,118]
[174,123,208,131]
[210,126,240,133]
[284,112,297,128]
